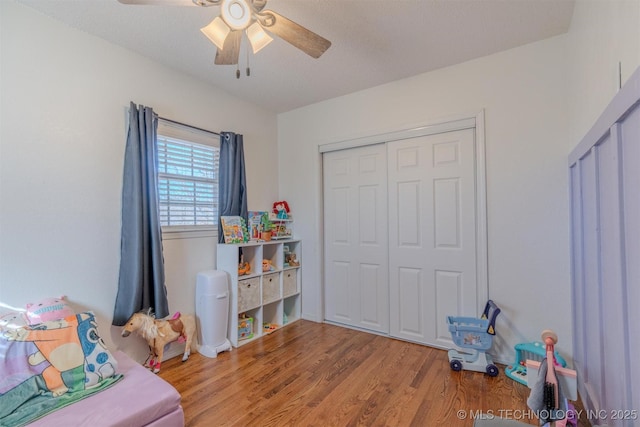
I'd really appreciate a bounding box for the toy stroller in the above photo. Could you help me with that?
[447,300,501,376]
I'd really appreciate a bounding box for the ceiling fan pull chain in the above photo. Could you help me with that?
[246,38,251,77]
[237,31,244,79]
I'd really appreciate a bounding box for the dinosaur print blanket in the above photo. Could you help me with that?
[0,311,122,426]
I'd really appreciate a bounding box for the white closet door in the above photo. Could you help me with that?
[388,129,477,347]
[323,144,389,333]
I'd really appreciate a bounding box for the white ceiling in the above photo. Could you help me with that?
[16,0,575,113]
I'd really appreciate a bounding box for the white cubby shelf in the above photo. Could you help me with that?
[217,239,301,347]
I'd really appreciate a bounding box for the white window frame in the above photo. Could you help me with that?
[157,119,220,240]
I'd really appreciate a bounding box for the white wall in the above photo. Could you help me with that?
[277,0,640,365]
[278,36,573,362]
[0,1,278,361]
[566,0,640,144]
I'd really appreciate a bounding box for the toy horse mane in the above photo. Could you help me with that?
[136,310,161,342]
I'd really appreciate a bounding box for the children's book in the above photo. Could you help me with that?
[248,211,267,241]
[220,216,247,243]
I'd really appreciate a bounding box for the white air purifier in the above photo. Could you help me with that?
[195,270,232,358]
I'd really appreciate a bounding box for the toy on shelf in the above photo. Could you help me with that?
[248,211,267,241]
[262,259,273,272]
[506,341,567,385]
[238,315,254,340]
[263,322,280,334]
[221,216,249,243]
[250,208,293,240]
[272,201,290,219]
[260,213,274,241]
[272,223,291,239]
[238,249,252,275]
[447,300,501,376]
[270,201,293,239]
[238,262,251,276]
[285,253,299,267]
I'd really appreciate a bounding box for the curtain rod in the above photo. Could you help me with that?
[159,116,220,137]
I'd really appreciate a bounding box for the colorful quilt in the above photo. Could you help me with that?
[0,311,122,427]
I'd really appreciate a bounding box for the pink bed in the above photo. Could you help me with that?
[28,350,184,427]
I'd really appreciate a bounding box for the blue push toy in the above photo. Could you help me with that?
[505,341,567,385]
[447,300,501,376]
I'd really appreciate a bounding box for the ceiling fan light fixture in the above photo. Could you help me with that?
[120,0,332,69]
[220,0,252,30]
[246,22,272,53]
[200,16,230,50]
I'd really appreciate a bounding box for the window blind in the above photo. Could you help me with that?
[157,135,219,227]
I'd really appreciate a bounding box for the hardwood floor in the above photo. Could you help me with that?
[159,320,590,427]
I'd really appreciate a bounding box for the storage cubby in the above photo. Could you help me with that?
[283,269,298,297]
[262,272,281,304]
[282,241,301,269]
[283,295,300,325]
[237,277,260,312]
[262,242,281,272]
[282,241,300,299]
[237,308,260,342]
[262,301,282,334]
[237,245,260,279]
[217,239,301,347]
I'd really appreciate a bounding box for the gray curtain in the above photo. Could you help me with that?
[218,132,248,243]
[112,102,168,326]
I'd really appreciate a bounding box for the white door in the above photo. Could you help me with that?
[323,144,389,333]
[388,129,477,347]
[323,127,481,346]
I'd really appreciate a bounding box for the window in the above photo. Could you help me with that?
[156,119,219,233]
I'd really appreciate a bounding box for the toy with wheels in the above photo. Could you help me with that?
[447,300,501,376]
[505,341,567,385]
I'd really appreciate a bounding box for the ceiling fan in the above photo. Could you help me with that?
[118,0,331,68]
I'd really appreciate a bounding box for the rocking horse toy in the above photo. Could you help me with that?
[121,309,196,373]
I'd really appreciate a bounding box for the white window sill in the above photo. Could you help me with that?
[161,227,217,240]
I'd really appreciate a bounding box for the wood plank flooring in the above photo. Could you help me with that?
[159,320,590,427]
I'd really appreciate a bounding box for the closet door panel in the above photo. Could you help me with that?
[435,270,463,344]
[323,144,389,333]
[388,129,477,347]
[359,263,384,328]
[327,261,351,323]
[396,267,423,337]
[389,139,432,343]
[324,177,355,324]
[434,178,461,248]
[397,181,421,246]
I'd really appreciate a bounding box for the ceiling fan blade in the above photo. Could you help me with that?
[117,0,196,5]
[214,30,242,65]
[259,10,331,58]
